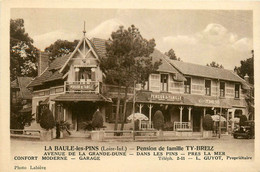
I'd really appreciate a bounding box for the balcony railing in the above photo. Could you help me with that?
[174,122,192,131]
[140,120,153,130]
[65,81,100,93]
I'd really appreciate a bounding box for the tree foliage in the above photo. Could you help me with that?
[165,49,181,61]
[206,61,224,69]
[10,19,39,81]
[40,108,55,130]
[45,39,79,61]
[234,50,254,85]
[10,112,34,129]
[100,25,161,131]
[202,114,213,131]
[153,110,164,130]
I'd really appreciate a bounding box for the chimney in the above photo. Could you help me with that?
[38,51,49,76]
[244,73,249,83]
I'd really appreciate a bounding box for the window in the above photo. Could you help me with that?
[220,82,225,97]
[75,67,91,81]
[160,74,168,92]
[184,77,191,94]
[235,84,240,98]
[205,80,211,96]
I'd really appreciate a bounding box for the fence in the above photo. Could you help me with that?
[173,122,192,131]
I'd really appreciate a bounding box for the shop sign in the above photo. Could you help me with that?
[150,93,182,102]
[68,83,97,91]
[198,99,220,105]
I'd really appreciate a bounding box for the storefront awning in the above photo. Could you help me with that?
[134,91,245,109]
[183,94,232,109]
[53,93,112,102]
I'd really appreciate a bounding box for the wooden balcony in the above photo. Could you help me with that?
[65,81,100,93]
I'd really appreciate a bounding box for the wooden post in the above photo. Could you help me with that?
[148,104,153,128]
[219,107,222,138]
[188,107,192,128]
[179,106,183,123]
[226,110,229,134]
[138,104,143,113]
[64,107,66,121]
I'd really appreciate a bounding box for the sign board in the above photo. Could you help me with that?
[150,93,183,102]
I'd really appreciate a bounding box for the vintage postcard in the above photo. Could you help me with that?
[1,0,260,171]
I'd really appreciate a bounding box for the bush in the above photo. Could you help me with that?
[153,110,164,130]
[163,121,174,131]
[239,115,247,126]
[56,120,71,138]
[10,112,34,129]
[92,110,103,130]
[202,114,213,131]
[40,108,55,130]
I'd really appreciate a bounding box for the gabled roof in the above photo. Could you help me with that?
[90,38,186,81]
[28,37,187,88]
[11,77,33,99]
[168,59,246,83]
[28,55,70,87]
[91,37,107,58]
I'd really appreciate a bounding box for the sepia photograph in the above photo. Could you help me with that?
[1,1,260,171]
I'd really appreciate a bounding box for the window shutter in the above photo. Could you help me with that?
[91,71,95,81]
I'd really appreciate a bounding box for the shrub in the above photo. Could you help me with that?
[10,112,34,129]
[40,108,55,131]
[239,115,247,126]
[163,121,174,131]
[202,114,213,131]
[153,110,164,130]
[56,120,71,138]
[92,110,103,130]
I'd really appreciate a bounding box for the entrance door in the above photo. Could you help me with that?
[193,109,201,132]
[72,102,96,131]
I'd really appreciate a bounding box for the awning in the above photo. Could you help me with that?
[183,94,232,108]
[53,93,112,102]
[134,91,245,109]
[223,98,247,108]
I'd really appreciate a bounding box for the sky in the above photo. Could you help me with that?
[11,8,253,70]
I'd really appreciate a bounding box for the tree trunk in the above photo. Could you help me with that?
[114,85,121,135]
[120,86,128,133]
